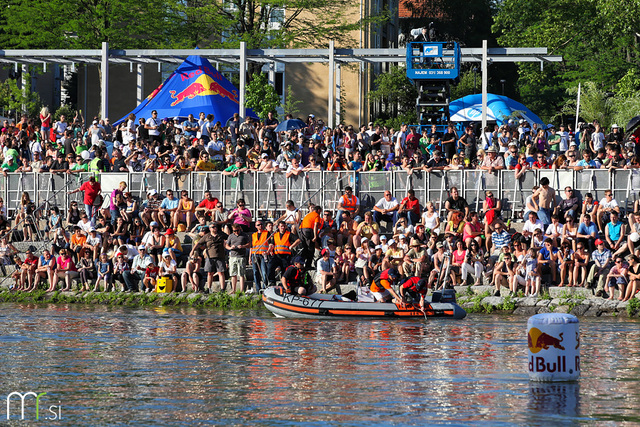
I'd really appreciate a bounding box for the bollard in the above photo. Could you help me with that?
[527,313,580,382]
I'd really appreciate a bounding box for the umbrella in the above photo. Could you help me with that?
[626,115,640,134]
[275,119,307,133]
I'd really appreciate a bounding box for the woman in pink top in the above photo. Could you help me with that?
[227,198,252,232]
[449,240,467,286]
[50,249,79,292]
[463,212,484,248]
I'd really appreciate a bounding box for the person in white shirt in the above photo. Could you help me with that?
[145,110,162,143]
[373,191,399,225]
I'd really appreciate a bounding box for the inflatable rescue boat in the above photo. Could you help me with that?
[262,286,467,319]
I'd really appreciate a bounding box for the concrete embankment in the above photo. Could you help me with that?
[454,285,640,317]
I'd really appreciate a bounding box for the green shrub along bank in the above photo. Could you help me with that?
[0,290,262,309]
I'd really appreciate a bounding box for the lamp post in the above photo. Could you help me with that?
[500,79,506,96]
[473,67,478,93]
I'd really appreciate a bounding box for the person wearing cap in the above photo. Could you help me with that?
[81,227,102,260]
[267,221,301,287]
[0,154,18,176]
[158,248,179,291]
[607,123,623,144]
[316,248,339,293]
[587,238,612,296]
[191,224,227,292]
[281,256,314,296]
[121,243,153,292]
[369,267,402,303]
[164,228,183,262]
[402,238,427,277]
[480,146,505,173]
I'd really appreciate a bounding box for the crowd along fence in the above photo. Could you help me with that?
[3,169,640,222]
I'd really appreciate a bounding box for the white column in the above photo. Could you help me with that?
[21,65,27,113]
[101,41,109,120]
[239,41,246,119]
[328,40,335,129]
[136,64,144,106]
[336,62,341,125]
[481,40,488,132]
[268,62,275,87]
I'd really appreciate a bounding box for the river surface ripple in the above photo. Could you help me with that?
[0,303,638,426]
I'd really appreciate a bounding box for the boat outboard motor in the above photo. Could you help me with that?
[432,289,457,303]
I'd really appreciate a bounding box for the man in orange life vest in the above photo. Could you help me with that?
[370,267,402,303]
[336,186,361,228]
[249,219,269,293]
[299,205,323,269]
[268,220,301,286]
[282,256,316,296]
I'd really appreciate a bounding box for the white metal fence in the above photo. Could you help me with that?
[5,169,640,220]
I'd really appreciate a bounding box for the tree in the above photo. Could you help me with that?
[170,0,389,50]
[0,75,41,119]
[450,70,478,101]
[245,73,282,120]
[562,82,612,128]
[283,85,303,119]
[368,66,418,129]
[492,0,640,122]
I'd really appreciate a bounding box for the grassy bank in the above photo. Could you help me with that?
[0,289,263,309]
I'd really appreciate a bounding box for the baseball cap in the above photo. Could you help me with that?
[89,227,96,232]
[436,242,443,248]
[150,221,159,227]
[595,239,604,245]
[5,155,13,161]
[321,248,329,256]
[147,189,158,196]
[388,239,396,245]
[162,249,171,257]
[165,228,175,235]
[138,245,146,250]
[292,256,304,265]
[375,245,382,250]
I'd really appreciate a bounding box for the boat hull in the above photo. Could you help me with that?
[262,287,466,319]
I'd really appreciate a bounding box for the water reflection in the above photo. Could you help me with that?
[0,304,638,425]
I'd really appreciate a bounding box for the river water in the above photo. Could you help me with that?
[0,303,638,426]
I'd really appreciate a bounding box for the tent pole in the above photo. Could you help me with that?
[481,40,488,133]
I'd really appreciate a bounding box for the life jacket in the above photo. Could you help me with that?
[283,265,303,290]
[274,231,291,255]
[341,195,357,212]
[301,211,323,230]
[370,269,393,293]
[251,230,269,255]
[89,157,101,178]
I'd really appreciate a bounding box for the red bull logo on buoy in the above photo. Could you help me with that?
[528,327,565,353]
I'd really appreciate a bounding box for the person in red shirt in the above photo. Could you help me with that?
[68,176,102,221]
[400,277,428,309]
[532,153,550,169]
[195,190,219,220]
[398,189,421,226]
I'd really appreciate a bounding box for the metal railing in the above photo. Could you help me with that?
[3,169,640,221]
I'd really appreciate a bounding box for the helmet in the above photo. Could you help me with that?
[387,268,399,280]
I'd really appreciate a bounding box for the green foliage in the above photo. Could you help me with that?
[0,75,41,118]
[170,0,389,50]
[54,105,76,121]
[451,70,479,101]
[562,82,612,128]
[626,297,640,316]
[368,66,418,128]
[492,0,640,123]
[615,69,640,99]
[283,85,303,119]
[245,73,282,121]
[499,295,516,311]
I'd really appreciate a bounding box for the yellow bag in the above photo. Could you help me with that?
[177,223,187,232]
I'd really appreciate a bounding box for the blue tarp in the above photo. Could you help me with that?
[115,55,257,125]
[449,93,543,126]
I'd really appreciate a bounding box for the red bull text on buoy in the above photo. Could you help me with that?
[527,313,580,382]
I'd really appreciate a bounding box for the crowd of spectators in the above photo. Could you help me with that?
[2,107,640,300]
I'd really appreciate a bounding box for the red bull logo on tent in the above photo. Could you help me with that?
[169,74,238,107]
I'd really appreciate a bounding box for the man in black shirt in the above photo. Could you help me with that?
[50,152,69,173]
[444,186,469,220]
[425,150,448,171]
[442,124,458,160]
[112,149,128,172]
[264,111,279,144]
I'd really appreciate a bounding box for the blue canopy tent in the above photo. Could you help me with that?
[115,55,257,125]
[449,94,543,126]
